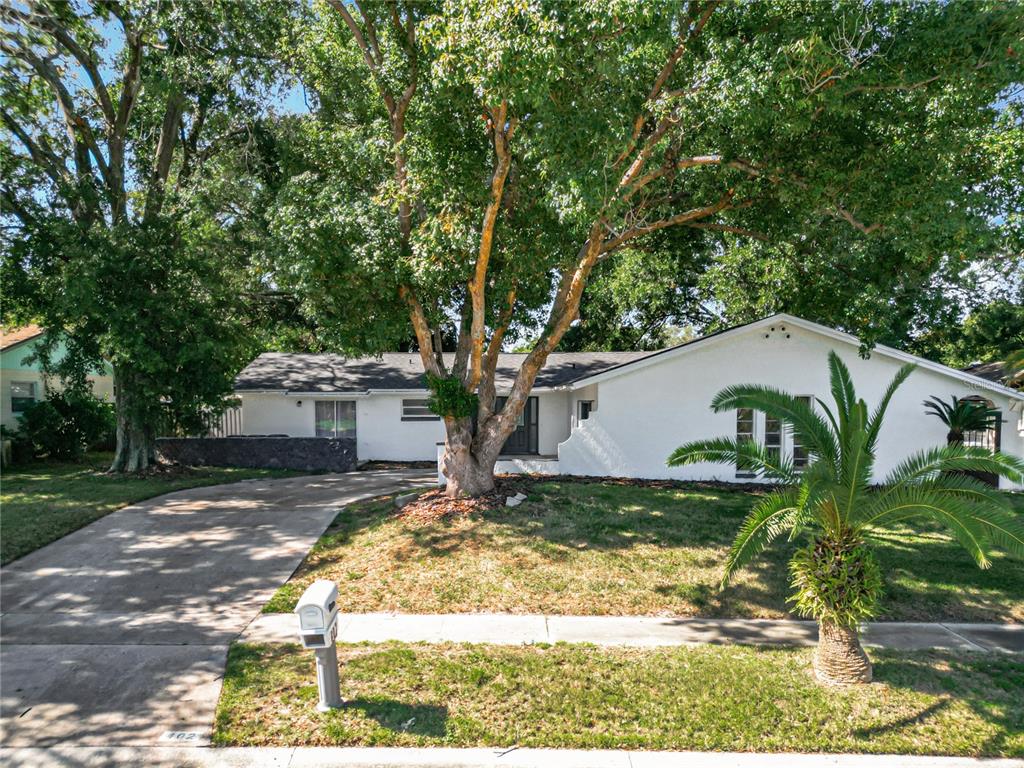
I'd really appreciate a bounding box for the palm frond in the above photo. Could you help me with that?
[827,350,856,431]
[722,488,802,586]
[815,397,840,439]
[970,506,1024,561]
[836,422,872,523]
[710,384,838,468]
[857,486,996,568]
[923,395,1002,434]
[923,396,954,426]
[865,363,916,450]
[922,472,1014,510]
[883,445,1024,487]
[666,436,795,482]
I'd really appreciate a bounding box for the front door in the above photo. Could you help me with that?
[496,396,539,455]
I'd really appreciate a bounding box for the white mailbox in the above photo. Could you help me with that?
[295,580,339,649]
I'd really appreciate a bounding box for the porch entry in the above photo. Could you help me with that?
[496,395,539,455]
[963,396,1002,488]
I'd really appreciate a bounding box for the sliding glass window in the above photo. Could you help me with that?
[315,401,356,439]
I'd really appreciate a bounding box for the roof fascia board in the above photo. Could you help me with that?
[235,386,563,396]
[775,314,1024,401]
[570,312,1023,402]
[569,317,778,389]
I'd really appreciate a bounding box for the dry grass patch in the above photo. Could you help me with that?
[214,641,1024,756]
[264,480,1024,621]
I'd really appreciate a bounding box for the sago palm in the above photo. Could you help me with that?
[667,351,1024,685]
[923,394,1001,445]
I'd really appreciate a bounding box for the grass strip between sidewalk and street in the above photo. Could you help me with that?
[214,641,1023,757]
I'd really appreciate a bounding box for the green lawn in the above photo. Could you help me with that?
[265,480,1024,622]
[214,641,1023,756]
[0,452,303,564]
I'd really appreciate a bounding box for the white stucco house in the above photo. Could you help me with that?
[232,314,1024,489]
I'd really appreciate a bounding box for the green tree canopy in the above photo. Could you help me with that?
[267,0,1023,495]
[1,0,292,470]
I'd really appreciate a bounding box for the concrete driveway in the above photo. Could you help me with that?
[0,469,433,747]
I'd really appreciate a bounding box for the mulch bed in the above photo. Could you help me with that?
[511,473,777,494]
[397,473,773,523]
[359,460,437,470]
[398,476,533,523]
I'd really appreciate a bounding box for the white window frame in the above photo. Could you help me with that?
[314,400,357,439]
[734,398,814,477]
[401,398,439,422]
[791,395,814,472]
[735,407,756,478]
[577,400,594,421]
[10,380,37,413]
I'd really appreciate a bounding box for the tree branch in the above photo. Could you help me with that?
[10,3,116,124]
[143,90,186,223]
[613,1,718,168]
[477,285,517,421]
[399,285,445,378]
[600,192,735,254]
[467,102,516,391]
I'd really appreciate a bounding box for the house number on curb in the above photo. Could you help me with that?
[160,731,204,742]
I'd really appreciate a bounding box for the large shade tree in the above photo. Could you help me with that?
[1,0,289,471]
[272,0,1022,496]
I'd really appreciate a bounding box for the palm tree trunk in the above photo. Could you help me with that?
[814,621,872,684]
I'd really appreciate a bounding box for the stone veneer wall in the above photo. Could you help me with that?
[156,437,357,473]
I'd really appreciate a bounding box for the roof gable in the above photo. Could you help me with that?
[569,313,1024,402]
[0,324,44,351]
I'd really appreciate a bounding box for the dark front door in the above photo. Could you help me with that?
[496,396,539,455]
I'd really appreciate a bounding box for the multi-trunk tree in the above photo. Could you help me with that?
[270,0,1024,499]
[1,0,288,471]
[273,0,1021,496]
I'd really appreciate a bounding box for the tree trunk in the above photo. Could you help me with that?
[441,416,505,498]
[109,366,156,473]
[814,621,872,685]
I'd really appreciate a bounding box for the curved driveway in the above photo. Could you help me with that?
[0,469,433,747]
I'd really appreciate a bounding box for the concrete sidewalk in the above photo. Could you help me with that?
[3,746,1021,768]
[242,612,1024,653]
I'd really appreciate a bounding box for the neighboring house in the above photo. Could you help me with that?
[233,314,1024,489]
[962,360,1021,389]
[0,325,115,430]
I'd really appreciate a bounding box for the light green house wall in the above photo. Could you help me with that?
[0,337,114,430]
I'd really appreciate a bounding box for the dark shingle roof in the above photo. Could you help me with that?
[961,361,1009,385]
[234,351,654,393]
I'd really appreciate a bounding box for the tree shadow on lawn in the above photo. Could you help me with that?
[339,697,448,738]
[864,650,1024,756]
[299,481,1022,621]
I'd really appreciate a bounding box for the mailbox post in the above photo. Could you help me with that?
[295,580,341,711]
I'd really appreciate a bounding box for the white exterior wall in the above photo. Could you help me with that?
[239,392,317,436]
[240,390,572,462]
[558,323,1024,489]
[569,384,599,430]
[356,394,446,461]
[536,391,570,455]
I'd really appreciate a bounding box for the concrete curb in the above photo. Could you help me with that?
[4,746,1021,768]
[240,613,1024,653]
